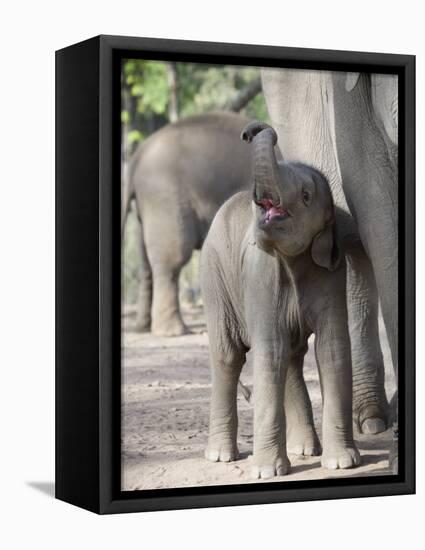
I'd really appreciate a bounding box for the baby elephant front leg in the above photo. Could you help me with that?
[205,347,244,463]
[315,319,361,469]
[252,350,290,479]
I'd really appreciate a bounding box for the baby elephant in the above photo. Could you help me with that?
[201,121,361,478]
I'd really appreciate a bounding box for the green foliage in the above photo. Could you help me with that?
[127,129,143,145]
[123,60,169,116]
[121,59,269,153]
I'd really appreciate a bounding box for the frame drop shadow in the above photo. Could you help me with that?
[26,481,55,498]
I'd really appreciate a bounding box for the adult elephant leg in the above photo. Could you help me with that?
[143,207,195,337]
[332,73,398,471]
[346,243,389,434]
[332,72,398,380]
[150,262,188,337]
[134,215,153,332]
[285,348,321,456]
[367,228,399,472]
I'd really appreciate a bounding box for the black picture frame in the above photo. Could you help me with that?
[56,34,415,514]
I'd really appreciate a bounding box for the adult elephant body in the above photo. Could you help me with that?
[262,69,398,452]
[122,112,252,336]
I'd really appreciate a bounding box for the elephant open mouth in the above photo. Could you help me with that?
[256,198,290,225]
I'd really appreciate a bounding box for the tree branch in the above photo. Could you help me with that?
[226,77,262,112]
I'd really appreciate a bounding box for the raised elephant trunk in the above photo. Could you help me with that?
[241,122,280,204]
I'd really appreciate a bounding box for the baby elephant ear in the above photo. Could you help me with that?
[311,223,341,272]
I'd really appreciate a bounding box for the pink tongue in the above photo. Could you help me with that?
[268,206,283,218]
[266,206,285,222]
[258,199,287,222]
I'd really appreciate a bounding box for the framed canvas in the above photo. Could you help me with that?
[56,35,415,514]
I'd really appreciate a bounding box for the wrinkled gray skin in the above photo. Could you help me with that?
[201,122,360,478]
[122,112,253,336]
[262,69,398,443]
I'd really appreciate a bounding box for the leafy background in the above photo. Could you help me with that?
[121,60,269,304]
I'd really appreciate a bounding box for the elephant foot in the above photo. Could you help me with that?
[287,427,322,456]
[361,417,386,435]
[205,438,239,463]
[321,445,361,470]
[152,317,189,337]
[133,319,151,333]
[251,453,291,479]
[356,404,388,435]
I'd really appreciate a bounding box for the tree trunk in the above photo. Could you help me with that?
[167,62,179,123]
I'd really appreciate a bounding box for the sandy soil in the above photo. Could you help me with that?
[121,305,396,491]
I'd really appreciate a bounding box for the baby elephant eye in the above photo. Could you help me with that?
[302,190,311,205]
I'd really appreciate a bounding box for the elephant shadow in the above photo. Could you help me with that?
[289,460,323,475]
[289,449,390,478]
[288,436,391,477]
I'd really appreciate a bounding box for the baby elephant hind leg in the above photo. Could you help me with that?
[205,332,246,463]
[285,350,322,457]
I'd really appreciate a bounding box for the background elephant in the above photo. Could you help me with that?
[121,111,253,336]
[261,68,398,443]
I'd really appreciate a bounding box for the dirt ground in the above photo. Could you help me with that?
[121,305,397,491]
